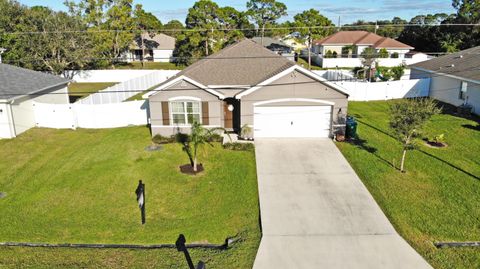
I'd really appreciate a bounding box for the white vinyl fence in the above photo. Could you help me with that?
[313,70,356,81]
[68,70,161,82]
[333,78,431,101]
[33,100,148,129]
[78,70,179,104]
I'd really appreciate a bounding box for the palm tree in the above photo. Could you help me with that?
[177,122,229,172]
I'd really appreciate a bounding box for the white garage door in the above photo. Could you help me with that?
[254,106,332,138]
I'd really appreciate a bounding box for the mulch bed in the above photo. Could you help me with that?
[424,141,448,148]
[179,164,204,175]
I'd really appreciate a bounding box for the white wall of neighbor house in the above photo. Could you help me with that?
[410,68,480,115]
[10,85,69,136]
[152,49,174,63]
[0,103,14,139]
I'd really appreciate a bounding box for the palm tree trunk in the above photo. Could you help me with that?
[400,149,407,172]
[193,156,197,172]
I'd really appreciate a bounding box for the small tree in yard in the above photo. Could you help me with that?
[177,122,227,173]
[389,98,441,172]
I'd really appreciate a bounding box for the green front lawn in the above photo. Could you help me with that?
[0,127,260,268]
[68,82,117,98]
[336,101,480,269]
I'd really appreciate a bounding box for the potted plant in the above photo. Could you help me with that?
[239,124,254,141]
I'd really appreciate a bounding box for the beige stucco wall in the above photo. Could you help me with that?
[240,70,349,130]
[10,85,69,136]
[149,79,223,136]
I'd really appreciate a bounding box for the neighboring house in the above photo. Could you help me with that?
[143,39,349,138]
[251,37,296,61]
[282,33,308,51]
[0,63,70,139]
[123,33,175,63]
[311,31,422,68]
[410,46,480,115]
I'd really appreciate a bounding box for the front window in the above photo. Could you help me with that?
[171,101,201,125]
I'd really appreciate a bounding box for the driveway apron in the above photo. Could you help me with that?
[252,138,432,269]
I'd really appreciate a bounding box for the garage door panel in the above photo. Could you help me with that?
[254,106,332,138]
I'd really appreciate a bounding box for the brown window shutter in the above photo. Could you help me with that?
[202,102,209,125]
[161,101,170,125]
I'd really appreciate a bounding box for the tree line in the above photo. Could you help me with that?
[0,0,478,75]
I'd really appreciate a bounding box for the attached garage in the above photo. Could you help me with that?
[254,104,332,138]
[145,39,349,138]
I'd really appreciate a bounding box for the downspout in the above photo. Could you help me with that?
[7,100,16,138]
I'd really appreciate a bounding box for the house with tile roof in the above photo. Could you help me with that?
[0,63,70,138]
[311,31,427,68]
[143,39,349,138]
[410,46,480,115]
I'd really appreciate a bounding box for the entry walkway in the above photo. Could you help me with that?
[253,139,432,269]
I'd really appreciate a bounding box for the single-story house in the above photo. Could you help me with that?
[251,37,295,61]
[410,46,480,115]
[123,33,176,63]
[0,63,70,139]
[311,31,418,68]
[143,39,349,138]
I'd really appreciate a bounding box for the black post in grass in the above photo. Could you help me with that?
[176,234,195,269]
[135,180,146,224]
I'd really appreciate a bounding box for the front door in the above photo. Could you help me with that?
[224,102,233,129]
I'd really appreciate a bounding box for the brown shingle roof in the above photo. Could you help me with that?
[410,46,480,82]
[314,31,413,49]
[162,39,295,86]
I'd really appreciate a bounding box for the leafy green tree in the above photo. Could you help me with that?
[389,98,441,172]
[0,1,95,76]
[397,13,451,52]
[378,48,389,58]
[177,2,249,66]
[293,9,333,69]
[66,0,135,67]
[26,7,95,77]
[186,0,221,56]
[218,6,252,42]
[162,20,184,38]
[390,65,405,80]
[450,0,480,49]
[246,0,287,42]
[324,50,333,58]
[0,0,29,66]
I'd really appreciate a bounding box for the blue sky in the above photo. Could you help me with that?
[19,0,455,24]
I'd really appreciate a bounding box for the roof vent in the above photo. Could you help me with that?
[450,64,455,67]
[459,55,464,58]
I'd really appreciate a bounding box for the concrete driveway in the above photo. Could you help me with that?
[253,138,432,269]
